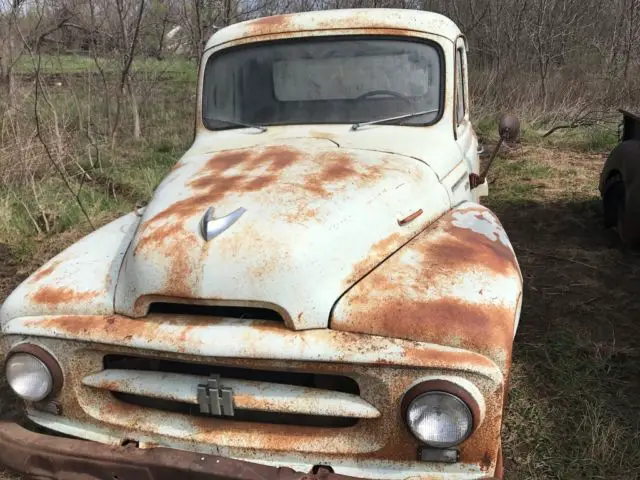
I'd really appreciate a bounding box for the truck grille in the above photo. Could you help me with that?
[83,355,378,428]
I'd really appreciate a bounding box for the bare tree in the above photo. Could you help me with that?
[0,0,28,107]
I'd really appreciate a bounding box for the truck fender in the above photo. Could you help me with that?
[331,203,523,371]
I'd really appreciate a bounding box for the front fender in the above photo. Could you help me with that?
[0,213,141,328]
[331,203,522,371]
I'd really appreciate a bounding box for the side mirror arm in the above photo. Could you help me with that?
[470,115,520,190]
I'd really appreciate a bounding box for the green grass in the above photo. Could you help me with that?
[0,178,130,261]
[484,153,553,206]
[474,115,619,153]
[101,144,182,198]
[0,141,184,261]
[506,328,640,479]
[15,54,198,83]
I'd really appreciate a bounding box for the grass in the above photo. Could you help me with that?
[483,143,640,479]
[0,143,180,261]
[15,54,198,83]
[476,116,620,154]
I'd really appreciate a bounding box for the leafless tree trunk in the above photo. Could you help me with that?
[111,0,147,145]
[0,0,27,108]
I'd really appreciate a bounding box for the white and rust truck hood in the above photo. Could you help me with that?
[113,139,450,328]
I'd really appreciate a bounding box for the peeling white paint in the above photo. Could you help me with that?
[451,209,512,249]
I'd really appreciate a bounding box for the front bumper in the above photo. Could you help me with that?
[0,422,499,480]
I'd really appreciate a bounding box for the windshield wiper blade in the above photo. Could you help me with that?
[351,109,440,131]
[205,117,267,132]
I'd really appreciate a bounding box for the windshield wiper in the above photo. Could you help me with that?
[205,117,267,132]
[351,109,440,131]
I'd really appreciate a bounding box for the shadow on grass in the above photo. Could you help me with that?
[491,198,640,479]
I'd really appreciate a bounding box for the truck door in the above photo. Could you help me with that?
[453,37,481,203]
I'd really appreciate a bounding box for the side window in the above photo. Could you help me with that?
[455,48,466,125]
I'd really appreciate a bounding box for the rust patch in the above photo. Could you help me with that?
[480,451,492,471]
[333,207,521,363]
[443,210,519,277]
[165,233,200,299]
[245,14,296,37]
[400,344,498,372]
[302,152,384,198]
[302,156,357,197]
[344,232,404,286]
[29,260,62,283]
[309,130,338,140]
[282,207,320,224]
[136,146,301,253]
[242,10,421,39]
[428,226,518,277]
[458,386,504,470]
[338,296,514,355]
[31,287,99,305]
[31,314,209,347]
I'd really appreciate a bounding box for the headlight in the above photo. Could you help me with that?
[402,380,480,448]
[406,392,473,447]
[4,345,62,402]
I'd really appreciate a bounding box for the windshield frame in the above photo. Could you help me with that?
[201,35,447,131]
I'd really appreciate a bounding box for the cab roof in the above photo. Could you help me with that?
[205,8,462,51]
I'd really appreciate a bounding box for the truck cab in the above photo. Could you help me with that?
[0,9,521,480]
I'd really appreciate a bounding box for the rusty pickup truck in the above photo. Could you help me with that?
[0,8,522,480]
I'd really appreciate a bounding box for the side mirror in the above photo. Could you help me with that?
[470,114,520,189]
[499,114,520,142]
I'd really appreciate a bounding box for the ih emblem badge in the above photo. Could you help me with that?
[197,374,234,416]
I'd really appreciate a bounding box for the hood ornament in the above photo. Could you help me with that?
[199,206,247,241]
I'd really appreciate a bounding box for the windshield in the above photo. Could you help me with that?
[202,37,443,129]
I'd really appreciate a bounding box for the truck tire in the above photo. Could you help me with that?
[602,174,640,246]
[602,174,624,228]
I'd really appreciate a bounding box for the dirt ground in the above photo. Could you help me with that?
[0,145,638,479]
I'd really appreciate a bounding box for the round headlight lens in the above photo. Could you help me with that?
[406,392,473,447]
[6,353,53,402]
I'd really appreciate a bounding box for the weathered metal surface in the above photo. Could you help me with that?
[332,203,522,370]
[3,318,502,381]
[0,213,140,323]
[1,335,503,477]
[205,9,462,51]
[0,420,500,480]
[82,369,381,418]
[114,140,451,327]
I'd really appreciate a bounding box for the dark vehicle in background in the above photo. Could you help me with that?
[600,109,640,245]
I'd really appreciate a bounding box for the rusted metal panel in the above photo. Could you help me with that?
[82,369,381,418]
[3,318,502,382]
[332,203,522,371]
[0,421,374,480]
[113,139,452,328]
[0,213,140,323]
[0,420,500,480]
[0,335,504,477]
[205,9,462,51]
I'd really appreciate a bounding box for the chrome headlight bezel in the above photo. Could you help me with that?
[402,380,480,448]
[4,344,63,402]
